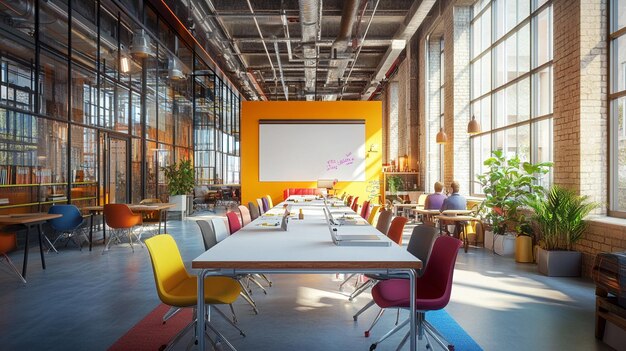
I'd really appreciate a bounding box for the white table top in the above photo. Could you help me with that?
[192,198,421,271]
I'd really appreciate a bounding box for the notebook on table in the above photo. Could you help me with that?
[323,207,389,246]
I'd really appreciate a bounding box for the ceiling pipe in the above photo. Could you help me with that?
[246,0,276,82]
[280,10,294,62]
[299,0,321,100]
[272,37,289,100]
[363,0,437,100]
[324,0,359,100]
[341,0,380,100]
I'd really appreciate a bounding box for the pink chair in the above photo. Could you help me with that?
[238,205,252,226]
[350,197,359,212]
[226,211,242,234]
[359,200,370,219]
[368,236,462,351]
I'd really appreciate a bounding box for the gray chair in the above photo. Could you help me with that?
[352,224,439,336]
[248,201,260,220]
[256,198,265,215]
[375,208,393,235]
[197,220,259,316]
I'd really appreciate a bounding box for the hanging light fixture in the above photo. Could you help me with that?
[130,29,154,58]
[120,54,131,73]
[467,115,481,135]
[436,127,448,144]
[168,37,186,80]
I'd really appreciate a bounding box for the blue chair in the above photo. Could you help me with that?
[47,205,89,251]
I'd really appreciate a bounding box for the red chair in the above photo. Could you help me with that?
[226,211,242,234]
[360,200,370,219]
[387,216,409,245]
[369,236,462,351]
[103,204,143,253]
[351,197,359,212]
[0,231,25,283]
[345,195,353,207]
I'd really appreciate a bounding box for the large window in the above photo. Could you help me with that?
[610,0,626,213]
[470,0,553,193]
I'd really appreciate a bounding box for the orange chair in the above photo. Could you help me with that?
[226,211,241,234]
[103,204,143,253]
[387,216,409,245]
[0,231,25,283]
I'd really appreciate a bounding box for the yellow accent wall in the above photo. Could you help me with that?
[241,101,383,206]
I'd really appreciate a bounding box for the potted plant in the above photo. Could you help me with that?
[387,175,404,202]
[161,159,195,217]
[514,216,535,263]
[526,186,599,276]
[476,150,552,257]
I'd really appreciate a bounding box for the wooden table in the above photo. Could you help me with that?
[413,208,442,224]
[435,214,480,253]
[192,197,422,351]
[83,203,175,251]
[0,213,62,280]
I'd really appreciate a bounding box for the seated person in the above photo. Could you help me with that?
[424,181,447,210]
[440,181,467,211]
[440,181,467,235]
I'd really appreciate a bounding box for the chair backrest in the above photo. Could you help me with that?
[418,236,462,309]
[103,204,141,229]
[238,205,252,226]
[261,197,269,212]
[248,201,260,220]
[350,197,359,212]
[145,234,192,306]
[226,211,241,234]
[197,220,217,251]
[367,205,381,225]
[408,192,420,203]
[417,194,428,207]
[265,195,274,209]
[375,208,393,234]
[210,218,229,242]
[345,195,353,206]
[406,225,438,276]
[257,198,265,214]
[387,216,409,245]
[0,232,17,254]
[48,204,84,231]
[340,192,347,200]
[360,200,370,219]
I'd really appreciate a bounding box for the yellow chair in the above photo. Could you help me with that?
[265,195,274,209]
[367,205,381,225]
[145,234,244,350]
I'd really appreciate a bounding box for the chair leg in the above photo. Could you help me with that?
[395,330,411,351]
[349,280,376,301]
[353,300,376,321]
[339,273,357,291]
[102,229,121,253]
[364,308,386,337]
[46,234,59,254]
[163,318,198,351]
[204,319,239,351]
[369,318,409,350]
[1,254,27,283]
[423,319,454,351]
[257,273,272,287]
[213,306,246,337]
[238,282,259,315]
[127,228,134,253]
[162,306,182,324]
[248,275,268,295]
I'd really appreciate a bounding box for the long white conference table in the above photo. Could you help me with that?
[192,195,422,350]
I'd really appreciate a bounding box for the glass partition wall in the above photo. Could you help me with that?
[0,0,241,213]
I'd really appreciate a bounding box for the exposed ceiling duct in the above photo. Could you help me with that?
[362,0,437,99]
[298,0,321,101]
[324,0,359,101]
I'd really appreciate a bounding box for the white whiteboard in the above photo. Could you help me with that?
[259,122,366,182]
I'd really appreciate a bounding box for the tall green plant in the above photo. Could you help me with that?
[476,150,552,235]
[387,176,404,194]
[161,159,195,196]
[526,186,599,251]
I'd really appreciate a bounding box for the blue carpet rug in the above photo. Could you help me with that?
[428,309,483,350]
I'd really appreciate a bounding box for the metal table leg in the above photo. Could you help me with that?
[21,225,30,278]
[409,269,417,351]
[197,269,207,350]
[37,223,46,269]
[89,212,94,251]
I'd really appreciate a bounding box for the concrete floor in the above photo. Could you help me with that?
[0,211,613,351]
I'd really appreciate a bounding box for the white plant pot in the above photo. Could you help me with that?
[485,230,515,256]
[170,195,187,219]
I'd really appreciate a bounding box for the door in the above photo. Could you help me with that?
[107,136,129,203]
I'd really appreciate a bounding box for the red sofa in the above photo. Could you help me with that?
[283,188,323,200]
